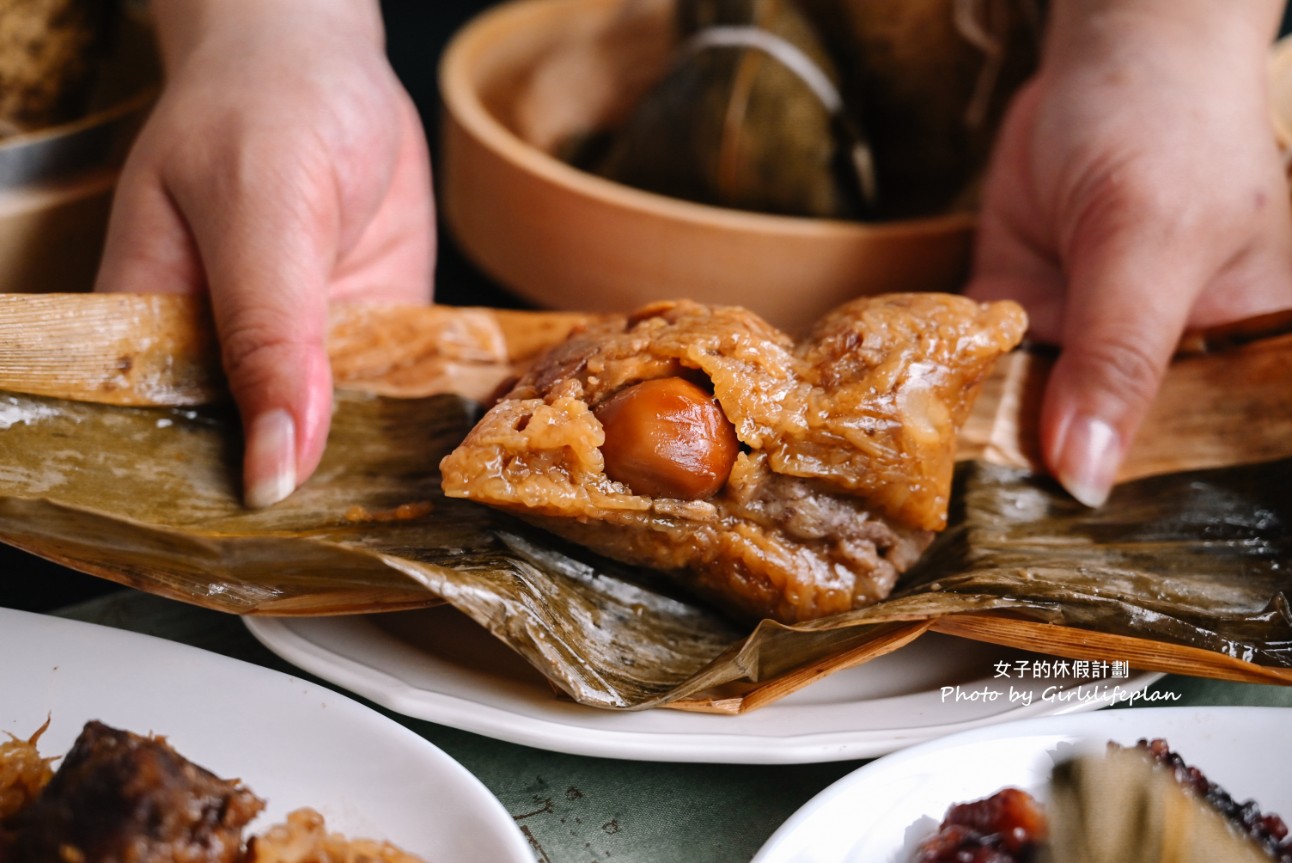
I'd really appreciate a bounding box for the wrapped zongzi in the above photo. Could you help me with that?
[589,0,876,218]
[0,0,113,135]
[798,0,1044,217]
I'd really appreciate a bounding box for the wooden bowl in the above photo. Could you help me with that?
[0,6,159,294]
[438,0,976,333]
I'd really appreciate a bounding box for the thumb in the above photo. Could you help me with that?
[197,195,335,509]
[1041,225,1198,507]
[96,142,333,509]
[176,161,337,509]
[95,158,205,296]
[217,299,332,511]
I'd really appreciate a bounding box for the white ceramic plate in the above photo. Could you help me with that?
[0,607,532,863]
[245,606,1164,764]
[751,705,1292,862]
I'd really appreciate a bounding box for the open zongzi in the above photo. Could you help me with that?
[440,293,1026,624]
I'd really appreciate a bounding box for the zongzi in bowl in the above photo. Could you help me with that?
[438,0,985,333]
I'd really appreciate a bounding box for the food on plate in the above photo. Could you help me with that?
[0,720,262,863]
[0,722,54,821]
[1132,738,1292,859]
[912,786,1046,862]
[1047,740,1292,863]
[247,809,424,863]
[440,292,1026,624]
[0,720,427,863]
[914,740,1292,863]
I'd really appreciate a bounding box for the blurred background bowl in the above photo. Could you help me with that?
[438,0,976,333]
[0,3,159,294]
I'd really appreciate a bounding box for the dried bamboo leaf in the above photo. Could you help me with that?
[958,326,1292,482]
[899,460,1292,677]
[327,304,597,400]
[930,616,1292,685]
[665,620,932,713]
[0,388,743,708]
[0,293,1290,713]
[0,293,222,405]
[0,294,595,405]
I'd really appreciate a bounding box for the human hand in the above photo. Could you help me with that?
[966,0,1292,506]
[95,0,435,507]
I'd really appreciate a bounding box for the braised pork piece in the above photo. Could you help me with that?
[0,721,428,863]
[441,293,1026,624]
[0,721,264,863]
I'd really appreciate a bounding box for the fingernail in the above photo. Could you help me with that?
[244,408,297,508]
[1055,415,1121,508]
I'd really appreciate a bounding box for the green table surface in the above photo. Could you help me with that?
[5,553,1291,863]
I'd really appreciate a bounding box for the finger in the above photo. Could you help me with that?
[965,214,1068,343]
[94,156,205,296]
[170,149,338,509]
[962,82,1067,343]
[329,93,436,304]
[1185,197,1292,331]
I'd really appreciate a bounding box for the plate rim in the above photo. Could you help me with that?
[0,606,534,863]
[245,612,1165,765]
[749,704,1292,862]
